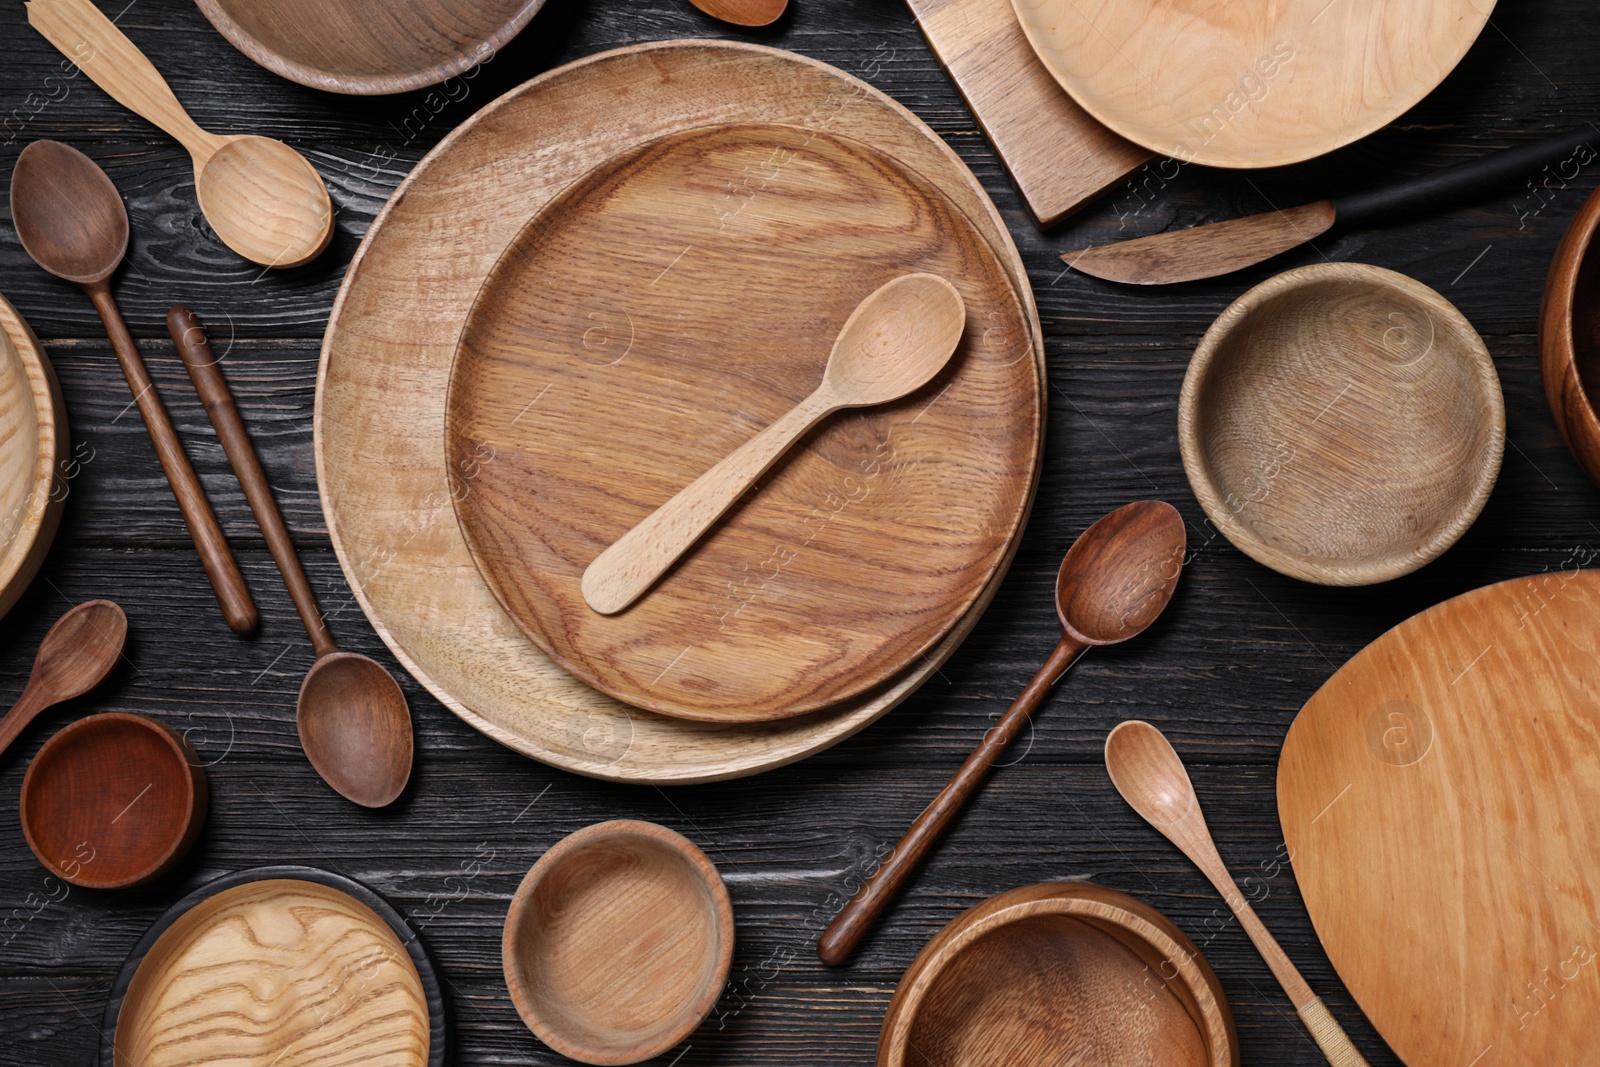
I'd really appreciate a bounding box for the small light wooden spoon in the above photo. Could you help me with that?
[582,273,965,615]
[27,0,332,269]
[0,600,127,758]
[1106,720,1372,1067]
[689,0,788,27]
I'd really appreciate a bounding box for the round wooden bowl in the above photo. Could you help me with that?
[0,293,67,622]
[878,882,1238,1067]
[1539,181,1600,488]
[502,820,734,1065]
[1179,263,1504,586]
[20,713,206,890]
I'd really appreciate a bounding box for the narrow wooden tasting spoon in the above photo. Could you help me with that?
[169,306,413,809]
[582,273,966,615]
[689,0,788,27]
[817,500,1186,965]
[1106,720,1371,1067]
[28,0,332,268]
[10,140,258,636]
[0,600,127,757]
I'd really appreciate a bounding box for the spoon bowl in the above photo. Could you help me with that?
[1105,719,1198,826]
[296,653,413,809]
[0,600,128,758]
[10,139,127,284]
[821,273,966,405]
[195,136,333,269]
[688,0,787,26]
[1057,499,1185,644]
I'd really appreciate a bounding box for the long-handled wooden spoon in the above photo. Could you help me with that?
[10,140,258,636]
[168,306,412,809]
[689,0,788,27]
[817,500,1186,965]
[27,0,332,269]
[582,273,965,615]
[1105,720,1371,1067]
[0,600,127,757]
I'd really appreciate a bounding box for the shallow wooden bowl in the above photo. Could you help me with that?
[1179,263,1503,585]
[878,882,1237,1067]
[502,820,734,1065]
[20,713,206,890]
[0,292,67,622]
[1540,181,1600,488]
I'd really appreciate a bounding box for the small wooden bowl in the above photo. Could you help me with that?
[0,293,67,621]
[502,820,734,1065]
[1540,182,1600,488]
[1179,263,1503,585]
[20,713,207,890]
[879,882,1238,1067]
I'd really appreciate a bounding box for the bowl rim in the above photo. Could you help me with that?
[0,293,67,621]
[501,818,735,1065]
[1178,261,1505,586]
[1538,180,1600,486]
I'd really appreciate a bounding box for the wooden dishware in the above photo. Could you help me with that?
[877,882,1238,1067]
[1107,721,1370,1067]
[27,0,332,267]
[1012,0,1494,169]
[0,293,67,622]
[104,868,440,1067]
[1179,263,1504,586]
[581,274,966,615]
[446,122,1039,723]
[1279,571,1600,1065]
[10,141,258,634]
[1540,179,1600,488]
[503,820,734,1065]
[20,712,206,890]
[818,501,1185,965]
[169,306,412,810]
[906,0,1151,226]
[689,0,786,26]
[0,600,126,758]
[194,0,549,95]
[317,40,1043,781]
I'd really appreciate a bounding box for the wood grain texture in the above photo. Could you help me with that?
[1279,570,1600,1066]
[0,293,65,620]
[1179,263,1505,586]
[1064,201,1339,285]
[689,0,787,28]
[1539,180,1600,488]
[1012,0,1496,168]
[447,123,1038,722]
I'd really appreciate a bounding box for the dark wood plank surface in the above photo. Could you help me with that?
[1,1,1597,1063]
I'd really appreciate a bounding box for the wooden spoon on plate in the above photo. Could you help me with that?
[0,600,127,758]
[689,0,787,27]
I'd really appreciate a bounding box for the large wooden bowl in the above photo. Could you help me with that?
[878,882,1237,1066]
[1539,181,1600,488]
[1180,263,1503,585]
[0,293,67,622]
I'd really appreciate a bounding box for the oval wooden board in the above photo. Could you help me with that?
[1011,0,1495,168]
[1279,571,1600,1066]
[447,123,1039,722]
[0,292,67,622]
[316,41,1045,780]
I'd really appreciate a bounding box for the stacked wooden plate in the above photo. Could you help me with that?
[316,41,1045,782]
[0,293,67,622]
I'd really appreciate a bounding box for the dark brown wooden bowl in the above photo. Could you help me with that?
[1539,181,1600,488]
[878,882,1238,1067]
[20,713,206,890]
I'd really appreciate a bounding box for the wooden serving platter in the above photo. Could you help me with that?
[316,41,1044,780]
[446,123,1038,723]
[0,292,66,621]
[1279,571,1600,1066]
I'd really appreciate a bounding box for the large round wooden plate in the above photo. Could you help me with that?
[316,42,1045,779]
[446,123,1038,723]
[1279,571,1600,1065]
[0,293,67,622]
[1012,0,1494,168]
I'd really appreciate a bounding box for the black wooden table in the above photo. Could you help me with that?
[2,2,1596,1063]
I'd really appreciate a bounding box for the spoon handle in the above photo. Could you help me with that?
[0,685,49,759]
[818,635,1088,965]
[581,391,836,614]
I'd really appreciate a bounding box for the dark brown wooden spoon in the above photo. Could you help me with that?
[689,0,787,26]
[817,500,1186,965]
[169,306,412,809]
[0,600,127,757]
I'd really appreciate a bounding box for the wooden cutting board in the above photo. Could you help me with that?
[907,0,1151,226]
[446,123,1039,723]
[1279,571,1600,1066]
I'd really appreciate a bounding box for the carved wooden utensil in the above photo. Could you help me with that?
[688,0,786,26]
[27,0,332,268]
[0,600,126,758]
[169,307,412,809]
[1106,720,1371,1067]
[818,500,1186,965]
[10,141,258,635]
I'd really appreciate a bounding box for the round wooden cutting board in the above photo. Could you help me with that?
[446,123,1038,723]
[316,42,1044,780]
[1279,571,1600,1066]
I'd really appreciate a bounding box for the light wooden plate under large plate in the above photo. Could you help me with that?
[1011,0,1495,168]
[316,41,1045,781]
[1279,571,1600,1065]
[447,123,1039,723]
[0,292,67,622]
